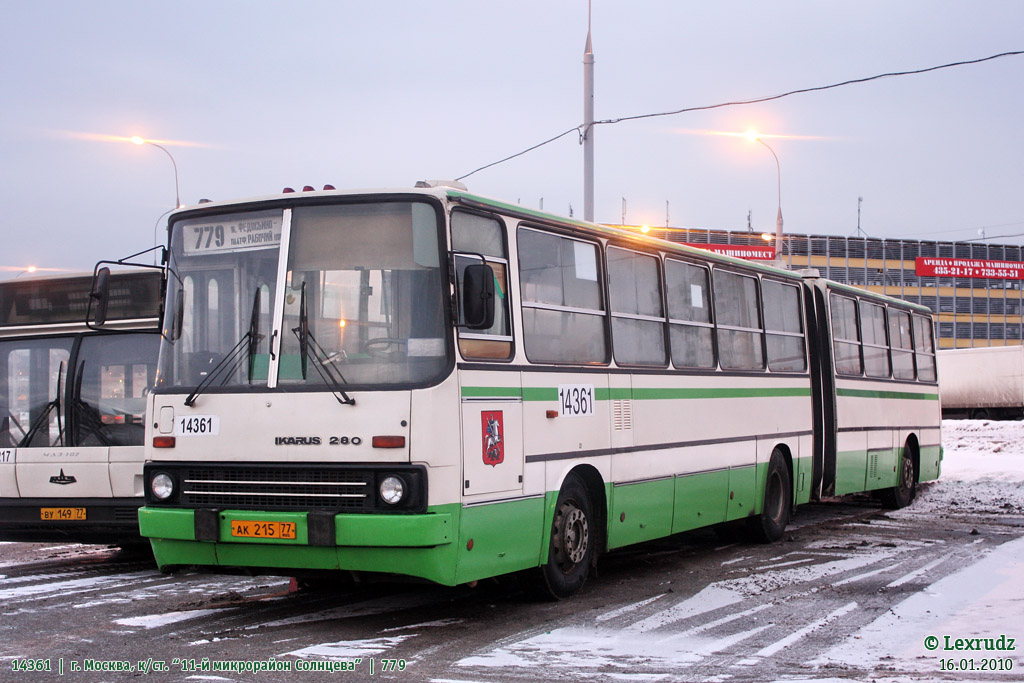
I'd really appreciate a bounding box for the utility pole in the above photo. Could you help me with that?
[582,0,595,222]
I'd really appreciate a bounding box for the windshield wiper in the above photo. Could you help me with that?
[19,362,66,448]
[292,282,355,406]
[185,289,265,407]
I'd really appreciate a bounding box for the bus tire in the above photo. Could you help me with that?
[747,450,791,543]
[880,446,917,509]
[525,474,595,600]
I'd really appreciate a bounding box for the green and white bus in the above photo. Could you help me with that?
[0,271,162,543]
[128,183,940,597]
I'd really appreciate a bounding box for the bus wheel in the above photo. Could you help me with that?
[747,450,791,543]
[526,474,595,600]
[880,447,917,509]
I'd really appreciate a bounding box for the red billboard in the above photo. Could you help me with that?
[914,257,1024,280]
[682,243,776,260]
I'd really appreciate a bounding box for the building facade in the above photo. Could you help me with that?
[654,227,1024,349]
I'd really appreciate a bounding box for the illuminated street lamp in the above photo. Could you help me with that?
[746,130,785,266]
[131,136,183,209]
[15,266,38,278]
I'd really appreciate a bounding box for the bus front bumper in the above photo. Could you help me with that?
[139,506,457,584]
[0,498,143,544]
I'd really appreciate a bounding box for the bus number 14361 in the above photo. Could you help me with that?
[558,384,595,417]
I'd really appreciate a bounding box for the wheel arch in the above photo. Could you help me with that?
[542,464,607,563]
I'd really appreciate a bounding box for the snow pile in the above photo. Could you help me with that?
[909,419,1024,516]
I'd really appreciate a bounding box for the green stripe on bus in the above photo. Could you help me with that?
[631,387,810,400]
[462,386,811,400]
[460,386,523,398]
[837,388,939,401]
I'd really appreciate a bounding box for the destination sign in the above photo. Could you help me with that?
[915,257,1024,280]
[182,215,283,254]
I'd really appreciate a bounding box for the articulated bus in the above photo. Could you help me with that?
[0,271,162,543]
[129,184,940,597]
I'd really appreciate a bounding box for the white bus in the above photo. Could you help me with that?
[127,184,941,597]
[0,271,162,543]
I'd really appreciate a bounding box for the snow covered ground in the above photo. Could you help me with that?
[1,420,1021,683]
[807,420,1024,682]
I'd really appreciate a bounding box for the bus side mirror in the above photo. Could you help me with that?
[462,263,495,330]
[90,267,111,326]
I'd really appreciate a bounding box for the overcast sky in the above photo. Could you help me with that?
[2,1,1022,277]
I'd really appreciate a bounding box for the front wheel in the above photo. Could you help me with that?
[747,450,791,543]
[523,474,596,600]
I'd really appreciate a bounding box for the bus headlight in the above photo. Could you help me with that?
[379,475,405,505]
[151,473,175,501]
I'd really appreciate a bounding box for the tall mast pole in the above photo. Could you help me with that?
[583,0,595,222]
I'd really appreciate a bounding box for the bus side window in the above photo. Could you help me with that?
[607,247,666,366]
[913,314,937,382]
[830,293,862,376]
[713,270,764,371]
[889,309,916,379]
[665,259,715,369]
[860,300,890,378]
[763,280,806,372]
[518,228,607,364]
[451,211,512,360]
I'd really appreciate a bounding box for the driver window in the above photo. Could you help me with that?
[451,210,512,360]
[73,333,160,447]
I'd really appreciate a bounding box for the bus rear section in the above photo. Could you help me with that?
[805,278,941,508]
[0,271,162,543]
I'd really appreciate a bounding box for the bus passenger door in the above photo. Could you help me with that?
[459,370,523,497]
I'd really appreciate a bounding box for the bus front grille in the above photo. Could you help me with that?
[179,466,374,511]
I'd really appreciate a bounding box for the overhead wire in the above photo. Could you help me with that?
[455,50,1024,182]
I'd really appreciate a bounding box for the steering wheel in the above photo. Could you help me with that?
[361,337,407,357]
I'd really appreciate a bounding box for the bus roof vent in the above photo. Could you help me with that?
[415,179,468,191]
[798,268,821,278]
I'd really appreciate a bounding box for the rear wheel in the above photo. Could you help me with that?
[523,474,595,600]
[880,446,917,509]
[747,449,791,543]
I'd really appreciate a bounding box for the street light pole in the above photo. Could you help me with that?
[131,136,182,209]
[749,133,784,267]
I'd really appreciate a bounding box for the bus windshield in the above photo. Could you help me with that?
[0,337,72,448]
[157,200,448,392]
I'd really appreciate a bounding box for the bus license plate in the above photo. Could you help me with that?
[40,507,86,521]
[230,520,297,540]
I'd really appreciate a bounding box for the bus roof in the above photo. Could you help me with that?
[166,184,933,314]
